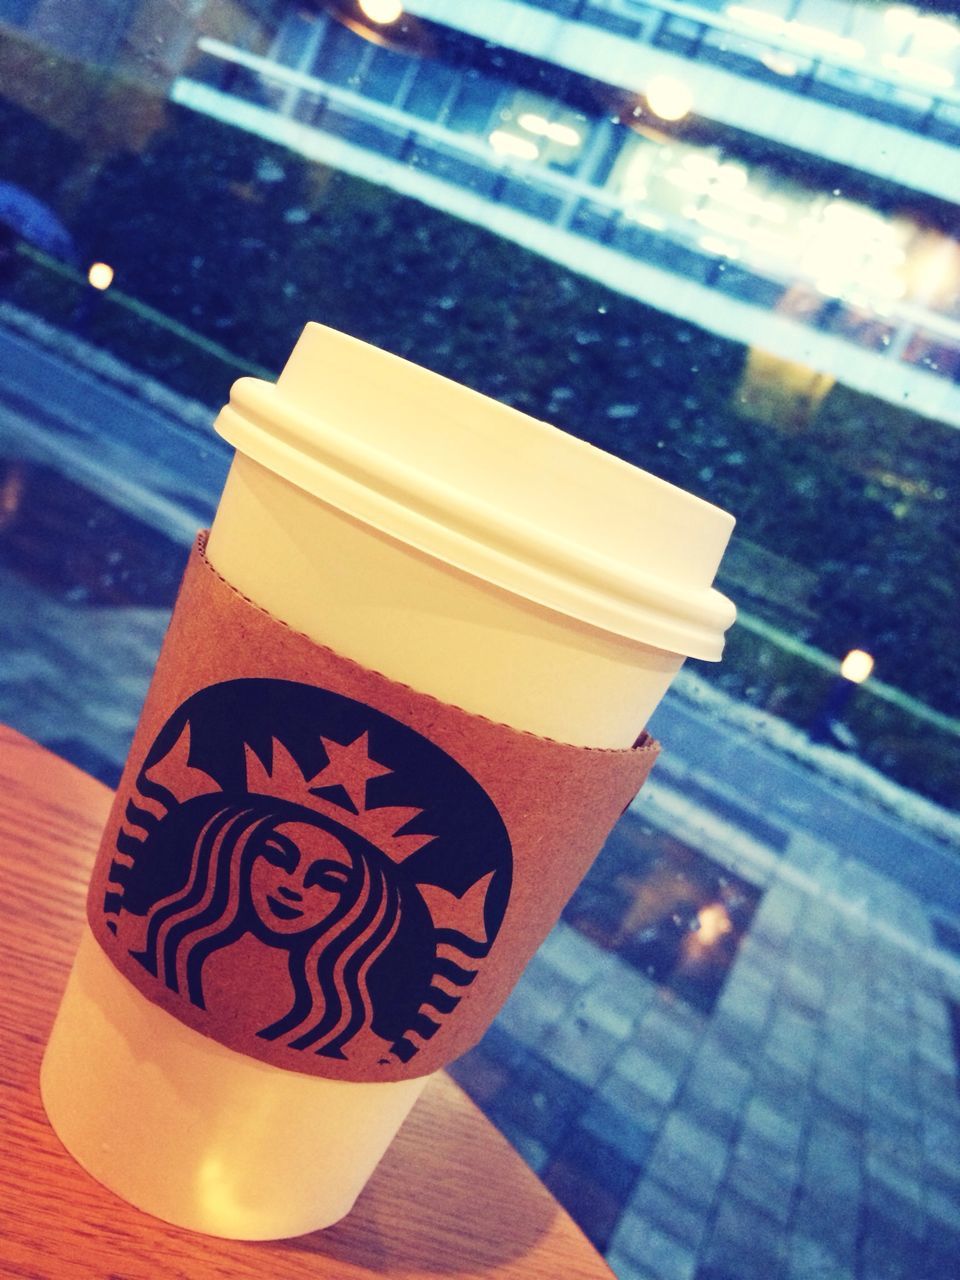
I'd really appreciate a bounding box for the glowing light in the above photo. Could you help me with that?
[694,903,733,946]
[788,21,864,59]
[681,152,719,176]
[760,51,798,77]
[914,15,960,47]
[645,75,693,122]
[664,165,711,193]
[488,130,539,160]
[726,6,864,59]
[717,162,748,189]
[358,0,403,23]
[517,113,581,147]
[87,262,114,290]
[628,210,666,230]
[840,649,874,684]
[883,6,918,37]
[698,234,740,259]
[726,6,782,35]
[880,53,954,89]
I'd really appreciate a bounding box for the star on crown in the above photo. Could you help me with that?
[144,722,435,864]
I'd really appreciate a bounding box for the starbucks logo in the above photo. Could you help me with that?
[101,679,512,1069]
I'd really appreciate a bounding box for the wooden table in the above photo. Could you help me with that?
[0,724,614,1280]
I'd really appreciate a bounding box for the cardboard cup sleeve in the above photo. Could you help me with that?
[86,534,659,1083]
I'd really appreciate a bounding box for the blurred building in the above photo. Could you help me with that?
[175,0,960,425]
[3,0,959,424]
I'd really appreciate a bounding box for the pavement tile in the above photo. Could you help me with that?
[802,1120,862,1200]
[779,965,827,1015]
[612,1046,687,1105]
[705,1012,767,1067]
[858,1208,927,1280]
[668,1092,740,1146]
[491,1054,591,1148]
[578,985,652,1040]
[863,1177,926,1238]
[625,1177,712,1250]
[611,1214,699,1280]
[540,1152,629,1254]
[923,1138,960,1188]
[494,966,577,1048]
[659,1113,729,1179]
[813,1062,865,1116]
[792,1186,859,1263]
[722,1150,797,1225]
[581,1092,659,1167]
[537,921,617,987]
[701,1191,785,1280]
[863,1152,923,1206]
[541,1014,624,1088]
[750,1070,812,1126]
[785,1232,854,1280]
[605,1248,658,1280]
[644,1140,725,1212]
[597,1064,679,1133]
[637,1002,705,1056]
[684,1047,753,1107]
[913,989,951,1034]
[924,1182,960,1232]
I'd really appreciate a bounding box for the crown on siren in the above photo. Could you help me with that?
[144,723,435,864]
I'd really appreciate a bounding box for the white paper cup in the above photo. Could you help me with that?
[42,324,735,1238]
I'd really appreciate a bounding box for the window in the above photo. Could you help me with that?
[2,2,958,1276]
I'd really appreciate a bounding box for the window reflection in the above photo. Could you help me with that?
[1,2,959,1277]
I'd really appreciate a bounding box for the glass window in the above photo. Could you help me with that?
[2,2,959,1277]
[403,60,459,121]
[357,42,410,105]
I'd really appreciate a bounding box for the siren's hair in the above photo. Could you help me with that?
[132,800,403,1057]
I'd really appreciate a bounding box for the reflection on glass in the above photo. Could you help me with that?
[1,2,959,1277]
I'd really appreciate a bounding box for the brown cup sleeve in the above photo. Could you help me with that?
[86,534,659,1082]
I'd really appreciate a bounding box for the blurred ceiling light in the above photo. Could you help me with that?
[760,51,799,76]
[699,234,740,259]
[681,152,719,174]
[645,75,693,122]
[883,5,918,36]
[880,52,954,88]
[628,209,666,230]
[694,903,734,946]
[788,21,864,59]
[840,649,874,683]
[664,166,712,192]
[717,162,748,188]
[87,262,114,290]
[914,15,960,46]
[358,0,403,23]
[517,113,581,146]
[488,130,539,160]
[726,6,781,34]
[694,207,752,240]
[715,189,789,221]
[727,6,864,59]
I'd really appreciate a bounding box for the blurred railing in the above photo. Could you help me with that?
[517,0,960,144]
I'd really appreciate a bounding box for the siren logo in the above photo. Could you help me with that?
[102,679,512,1069]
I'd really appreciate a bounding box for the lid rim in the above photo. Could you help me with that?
[215,392,737,661]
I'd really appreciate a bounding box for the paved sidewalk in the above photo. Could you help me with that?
[451,781,960,1280]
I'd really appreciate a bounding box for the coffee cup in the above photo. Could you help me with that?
[41,323,735,1239]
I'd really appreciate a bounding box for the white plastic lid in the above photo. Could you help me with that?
[214,324,736,659]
